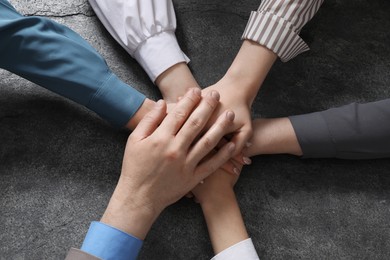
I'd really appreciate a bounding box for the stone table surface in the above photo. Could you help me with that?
[1,0,390,259]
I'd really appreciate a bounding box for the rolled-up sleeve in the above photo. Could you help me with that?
[242,0,324,62]
[0,0,145,127]
[88,0,189,82]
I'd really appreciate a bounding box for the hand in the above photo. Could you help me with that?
[168,101,251,176]
[101,88,236,239]
[192,167,249,254]
[197,40,278,154]
[192,166,241,206]
[202,79,253,155]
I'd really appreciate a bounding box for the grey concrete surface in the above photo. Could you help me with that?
[1,0,390,259]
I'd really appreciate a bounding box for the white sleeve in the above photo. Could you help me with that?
[211,238,260,260]
[88,0,190,82]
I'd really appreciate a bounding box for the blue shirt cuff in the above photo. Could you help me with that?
[87,72,146,128]
[81,221,143,260]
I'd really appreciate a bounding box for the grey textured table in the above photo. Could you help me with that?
[1,0,390,259]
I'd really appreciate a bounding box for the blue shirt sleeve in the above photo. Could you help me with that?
[0,0,146,127]
[81,221,143,260]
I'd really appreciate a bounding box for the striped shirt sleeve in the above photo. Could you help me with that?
[242,0,324,62]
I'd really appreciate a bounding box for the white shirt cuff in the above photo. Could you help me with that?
[211,238,259,260]
[133,30,190,82]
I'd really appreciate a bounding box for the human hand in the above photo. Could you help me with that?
[192,164,242,206]
[167,102,251,176]
[101,88,236,239]
[202,79,253,156]
[192,167,249,254]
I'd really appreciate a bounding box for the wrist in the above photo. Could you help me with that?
[199,187,236,212]
[125,98,155,130]
[155,63,200,103]
[222,40,277,104]
[200,190,249,254]
[215,74,256,106]
[101,180,162,240]
[247,118,303,156]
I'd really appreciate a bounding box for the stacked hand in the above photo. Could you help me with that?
[201,81,253,156]
[101,88,237,239]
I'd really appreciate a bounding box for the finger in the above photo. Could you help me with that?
[203,147,242,175]
[194,142,236,182]
[230,150,251,165]
[130,100,166,141]
[187,110,235,166]
[216,138,248,165]
[206,146,242,175]
[221,159,242,176]
[176,91,220,150]
[185,192,194,199]
[158,88,201,135]
[230,126,253,156]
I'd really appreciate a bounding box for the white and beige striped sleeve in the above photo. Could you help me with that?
[242,0,324,62]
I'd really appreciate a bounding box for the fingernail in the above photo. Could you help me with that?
[246,142,252,148]
[155,100,164,108]
[227,142,235,153]
[226,111,235,121]
[210,90,220,100]
[233,167,241,176]
[243,157,252,165]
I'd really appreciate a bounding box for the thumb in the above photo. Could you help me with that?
[130,100,166,141]
[230,127,253,156]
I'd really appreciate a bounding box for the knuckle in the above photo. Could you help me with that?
[150,138,162,149]
[164,149,179,161]
[186,94,198,104]
[202,137,214,150]
[181,94,199,107]
[204,97,217,110]
[174,110,187,119]
[143,113,156,123]
[216,118,230,131]
[189,117,203,129]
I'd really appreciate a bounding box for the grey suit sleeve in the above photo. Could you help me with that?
[289,99,390,159]
[64,248,101,260]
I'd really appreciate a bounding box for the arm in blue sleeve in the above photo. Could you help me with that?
[289,99,390,159]
[0,0,145,127]
[80,221,143,260]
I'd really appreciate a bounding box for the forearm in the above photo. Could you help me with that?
[246,118,302,157]
[248,99,390,159]
[201,190,249,254]
[100,177,160,240]
[223,0,323,105]
[290,99,390,159]
[0,2,145,127]
[155,62,200,103]
[221,40,277,105]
